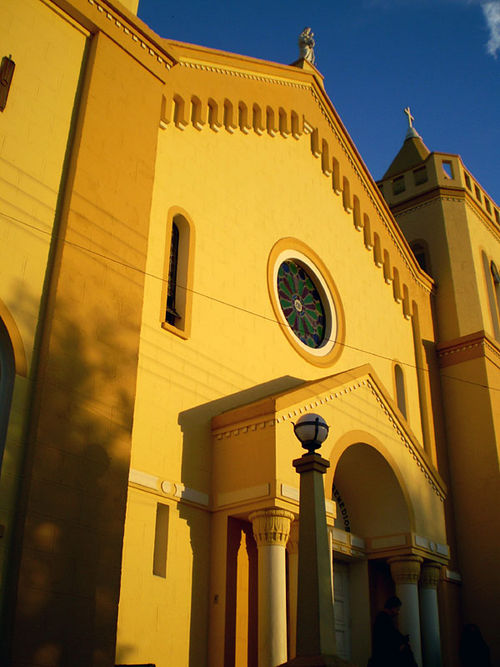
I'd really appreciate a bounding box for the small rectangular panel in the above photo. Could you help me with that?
[153,503,169,578]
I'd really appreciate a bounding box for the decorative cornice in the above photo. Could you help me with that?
[437,331,500,368]
[128,468,209,507]
[212,374,446,501]
[83,0,174,74]
[392,188,500,244]
[365,379,445,500]
[464,196,500,243]
[179,60,309,90]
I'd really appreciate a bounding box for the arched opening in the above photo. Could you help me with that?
[0,318,15,469]
[333,443,410,537]
[331,443,412,665]
[410,240,431,276]
[162,209,195,339]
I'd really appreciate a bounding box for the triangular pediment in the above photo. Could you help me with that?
[212,364,446,500]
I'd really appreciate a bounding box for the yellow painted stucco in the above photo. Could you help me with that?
[0,2,498,666]
[0,0,88,600]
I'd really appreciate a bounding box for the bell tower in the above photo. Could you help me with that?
[378,110,500,663]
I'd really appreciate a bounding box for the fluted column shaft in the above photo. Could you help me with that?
[389,556,423,667]
[420,562,442,667]
[250,509,295,667]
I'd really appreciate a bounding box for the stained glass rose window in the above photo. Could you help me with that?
[277,260,326,349]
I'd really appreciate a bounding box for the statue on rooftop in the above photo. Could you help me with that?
[299,27,315,65]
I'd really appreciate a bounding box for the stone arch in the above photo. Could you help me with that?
[0,298,27,377]
[326,430,415,536]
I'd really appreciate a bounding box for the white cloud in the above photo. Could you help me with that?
[481,1,500,56]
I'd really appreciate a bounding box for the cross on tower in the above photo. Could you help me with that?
[404,106,415,128]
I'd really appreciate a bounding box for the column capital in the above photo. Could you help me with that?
[388,555,423,585]
[421,561,442,589]
[249,508,295,548]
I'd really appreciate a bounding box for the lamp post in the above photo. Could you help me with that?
[280,414,351,667]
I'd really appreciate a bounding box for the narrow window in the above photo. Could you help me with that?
[475,185,482,202]
[394,364,407,419]
[484,198,491,214]
[483,253,500,341]
[0,56,15,112]
[491,261,500,315]
[166,222,180,326]
[392,175,405,195]
[495,209,500,225]
[442,161,453,179]
[413,166,428,185]
[153,503,169,578]
[410,241,431,275]
[464,172,472,190]
[162,212,195,338]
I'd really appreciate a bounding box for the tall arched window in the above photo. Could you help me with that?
[482,252,500,341]
[0,318,15,468]
[410,240,431,275]
[394,363,407,419]
[491,261,500,311]
[165,222,180,326]
[162,210,195,339]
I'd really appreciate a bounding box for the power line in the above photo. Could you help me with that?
[2,208,499,392]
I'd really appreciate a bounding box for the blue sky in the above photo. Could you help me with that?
[138,0,500,204]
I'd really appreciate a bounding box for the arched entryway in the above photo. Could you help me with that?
[330,441,413,666]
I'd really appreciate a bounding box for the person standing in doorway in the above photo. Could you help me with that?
[368,596,417,667]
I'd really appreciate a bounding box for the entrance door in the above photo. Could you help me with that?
[333,561,351,661]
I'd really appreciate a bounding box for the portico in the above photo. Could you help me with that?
[208,365,448,667]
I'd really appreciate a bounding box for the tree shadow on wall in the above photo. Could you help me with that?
[178,374,304,667]
[5,281,139,667]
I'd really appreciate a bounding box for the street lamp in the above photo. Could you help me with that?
[293,414,329,454]
[280,413,351,667]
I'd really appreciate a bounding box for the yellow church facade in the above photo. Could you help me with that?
[0,1,498,667]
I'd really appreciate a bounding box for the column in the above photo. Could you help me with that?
[290,452,337,663]
[287,522,299,659]
[250,508,295,667]
[389,555,423,667]
[420,562,442,667]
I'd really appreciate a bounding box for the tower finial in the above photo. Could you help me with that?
[298,27,315,65]
[404,106,420,140]
[404,106,415,128]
